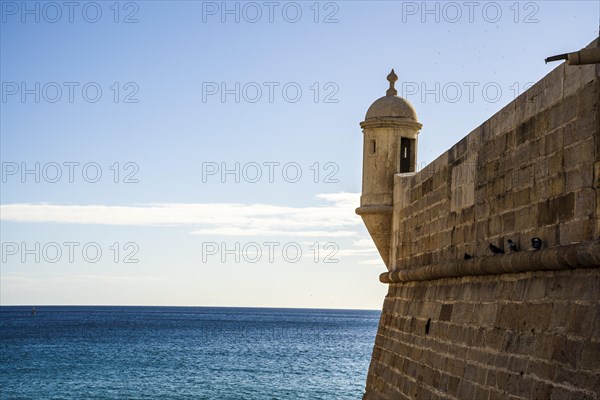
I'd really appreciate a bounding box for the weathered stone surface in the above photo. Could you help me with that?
[363,271,600,400]
[359,37,600,400]
[383,40,599,271]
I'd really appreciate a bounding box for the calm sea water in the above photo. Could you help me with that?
[0,306,380,399]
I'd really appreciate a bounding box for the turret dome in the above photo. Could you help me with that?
[364,69,419,122]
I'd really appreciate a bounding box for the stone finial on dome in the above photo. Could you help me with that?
[364,69,419,122]
[386,69,398,96]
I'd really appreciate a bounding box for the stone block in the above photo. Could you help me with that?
[547,175,566,198]
[564,62,597,99]
[574,108,598,140]
[566,166,593,194]
[551,336,583,368]
[516,118,536,146]
[528,360,557,381]
[515,207,533,231]
[524,278,547,300]
[554,366,600,395]
[537,193,575,226]
[549,386,571,400]
[577,79,599,117]
[533,334,555,360]
[559,218,594,244]
[530,379,552,400]
[543,126,564,156]
[566,303,597,339]
[565,137,596,169]
[513,165,534,189]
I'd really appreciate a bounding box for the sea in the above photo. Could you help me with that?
[0,306,380,399]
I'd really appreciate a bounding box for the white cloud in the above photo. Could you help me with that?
[190,228,357,237]
[359,259,385,266]
[336,248,379,257]
[352,239,377,248]
[1,273,164,284]
[315,192,359,206]
[0,192,362,238]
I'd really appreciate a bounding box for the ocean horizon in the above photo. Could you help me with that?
[1,306,380,399]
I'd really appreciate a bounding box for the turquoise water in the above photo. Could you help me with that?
[0,306,379,399]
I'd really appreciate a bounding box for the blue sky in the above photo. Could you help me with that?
[1,0,598,308]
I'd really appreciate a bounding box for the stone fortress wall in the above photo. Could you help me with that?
[388,41,599,273]
[360,38,600,399]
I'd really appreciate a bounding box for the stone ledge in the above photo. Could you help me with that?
[356,205,393,215]
[360,117,423,131]
[380,240,600,283]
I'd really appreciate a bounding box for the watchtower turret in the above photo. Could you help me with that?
[356,70,422,268]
